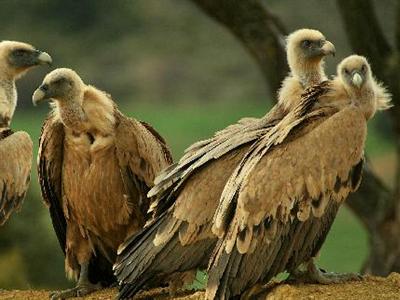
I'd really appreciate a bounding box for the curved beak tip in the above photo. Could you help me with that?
[323,41,336,57]
[37,52,52,65]
[352,73,363,88]
[32,89,46,106]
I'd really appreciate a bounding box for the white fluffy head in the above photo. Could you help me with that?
[286,29,335,84]
[32,68,85,105]
[337,55,372,90]
[0,40,51,79]
[337,55,392,119]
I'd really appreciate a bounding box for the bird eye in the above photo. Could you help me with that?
[302,40,312,47]
[361,64,367,73]
[52,78,66,86]
[343,68,350,75]
[12,49,27,57]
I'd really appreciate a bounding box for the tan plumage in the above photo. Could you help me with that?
[34,68,172,298]
[115,29,336,299]
[0,41,51,225]
[0,130,32,225]
[115,55,390,299]
[205,55,390,299]
[148,28,335,215]
[278,28,335,110]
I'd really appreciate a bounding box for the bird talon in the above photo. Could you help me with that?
[49,283,101,299]
[289,259,364,285]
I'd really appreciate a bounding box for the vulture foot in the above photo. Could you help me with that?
[49,282,102,299]
[288,259,363,284]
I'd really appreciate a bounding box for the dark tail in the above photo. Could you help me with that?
[206,240,244,300]
[114,212,168,299]
[114,211,215,299]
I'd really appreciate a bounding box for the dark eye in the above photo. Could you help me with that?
[52,77,68,86]
[53,78,63,85]
[343,68,350,75]
[361,64,367,73]
[302,40,312,47]
[13,49,27,57]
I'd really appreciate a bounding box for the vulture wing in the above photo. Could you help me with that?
[114,110,172,220]
[148,105,285,217]
[38,113,66,252]
[213,83,329,237]
[115,85,330,299]
[0,130,32,225]
[207,85,366,299]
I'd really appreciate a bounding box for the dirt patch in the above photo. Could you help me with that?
[0,289,117,300]
[263,273,400,300]
[1,273,399,300]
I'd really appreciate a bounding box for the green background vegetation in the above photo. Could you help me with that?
[0,0,395,290]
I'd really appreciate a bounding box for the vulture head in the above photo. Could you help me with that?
[337,55,382,120]
[337,55,372,89]
[32,68,85,106]
[0,41,52,79]
[286,29,335,81]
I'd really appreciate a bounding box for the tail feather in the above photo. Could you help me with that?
[206,223,288,300]
[115,211,216,299]
[118,274,151,300]
[114,212,170,282]
[207,240,243,300]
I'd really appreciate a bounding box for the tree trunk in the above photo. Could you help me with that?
[190,0,288,97]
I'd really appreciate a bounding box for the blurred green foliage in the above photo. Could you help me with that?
[0,0,395,290]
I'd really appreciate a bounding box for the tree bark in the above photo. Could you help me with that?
[190,0,288,98]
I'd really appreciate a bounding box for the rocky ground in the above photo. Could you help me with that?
[1,273,399,300]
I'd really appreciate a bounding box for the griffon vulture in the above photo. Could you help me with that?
[115,56,390,299]
[205,55,391,299]
[0,41,51,225]
[114,29,337,299]
[32,68,172,299]
[148,28,335,217]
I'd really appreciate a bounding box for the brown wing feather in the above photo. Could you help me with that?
[115,111,172,218]
[37,113,66,251]
[0,130,32,225]
[213,83,331,238]
[115,83,332,300]
[139,120,172,164]
[148,104,285,218]
[206,91,368,299]
[214,105,366,257]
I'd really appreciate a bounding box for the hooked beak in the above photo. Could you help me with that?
[321,41,336,57]
[32,84,50,106]
[36,51,52,65]
[351,72,363,88]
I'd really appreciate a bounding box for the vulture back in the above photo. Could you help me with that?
[0,129,32,225]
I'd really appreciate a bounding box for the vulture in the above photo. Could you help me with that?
[32,68,172,299]
[115,55,391,299]
[114,29,336,298]
[0,41,51,225]
[148,28,335,216]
